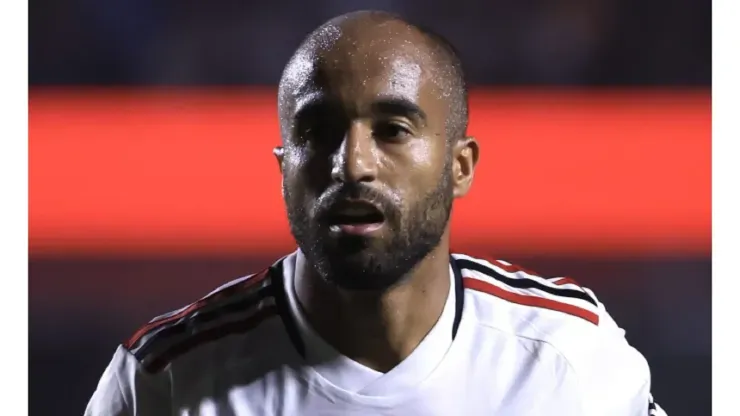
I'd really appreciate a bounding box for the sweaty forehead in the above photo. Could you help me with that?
[279,20,450,119]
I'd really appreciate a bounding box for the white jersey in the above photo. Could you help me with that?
[85,251,667,415]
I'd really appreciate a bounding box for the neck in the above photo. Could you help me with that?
[294,242,452,373]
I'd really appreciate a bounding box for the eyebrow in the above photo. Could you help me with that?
[371,96,427,126]
[292,93,327,119]
[292,94,427,126]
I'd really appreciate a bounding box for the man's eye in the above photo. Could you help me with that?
[297,119,326,140]
[299,122,345,146]
[299,123,321,139]
[373,122,412,141]
[299,126,315,140]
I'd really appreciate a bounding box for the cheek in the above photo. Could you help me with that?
[283,151,334,217]
[284,146,310,170]
[284,148,326,188]
[282,152,309,195]
[387,140,445,188]
[408,141,438,171]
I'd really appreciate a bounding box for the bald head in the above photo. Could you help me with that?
[278,11,468,142]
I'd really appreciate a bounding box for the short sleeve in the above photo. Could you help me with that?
[84,345,171,416]
[575,294,668,416]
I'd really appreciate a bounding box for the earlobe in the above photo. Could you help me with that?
[273,146,285,174]
[452,137,480,198]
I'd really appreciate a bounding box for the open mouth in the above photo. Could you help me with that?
[325,200,386,236]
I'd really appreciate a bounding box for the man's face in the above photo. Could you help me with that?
[278,26,456,291]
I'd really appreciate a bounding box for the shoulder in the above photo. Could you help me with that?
[453,253,659,413]
[122,256,292,374]
[453,253,600,328]
[452,253,650,380]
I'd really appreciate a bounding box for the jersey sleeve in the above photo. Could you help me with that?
[574,291,668,416]
[84,345,171,416]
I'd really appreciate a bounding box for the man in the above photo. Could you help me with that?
[86,11,666,416]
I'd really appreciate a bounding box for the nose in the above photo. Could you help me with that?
[331,122,377,184]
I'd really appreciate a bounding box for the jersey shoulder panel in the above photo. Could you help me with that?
[453,253,658,413]
[453,253,600,326]
[452,252,614,355]
[85,345,172,415]
[122,260,287,374]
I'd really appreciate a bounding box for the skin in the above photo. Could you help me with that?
[274,12,480,372]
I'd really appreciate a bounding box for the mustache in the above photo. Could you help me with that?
[316,184,398,220]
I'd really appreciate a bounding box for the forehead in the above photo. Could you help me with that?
[280,23,449,120]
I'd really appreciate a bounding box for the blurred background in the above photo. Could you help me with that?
[29,0,711,415]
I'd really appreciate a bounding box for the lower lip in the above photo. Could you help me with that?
[329,222,385,236]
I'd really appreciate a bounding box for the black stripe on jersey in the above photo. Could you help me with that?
[144,305,279,373]
[123,271,269,352]
[131,283,274,361]
[455,258,597,306]
[648,394,657,414]
[450,255,465,340]
[125,257,308,372]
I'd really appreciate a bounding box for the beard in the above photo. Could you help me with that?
[285,162,454,292]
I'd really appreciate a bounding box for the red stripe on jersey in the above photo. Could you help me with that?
[123,269,270,349]
[463,277,599,325]
[144,304,279,373]
[552,277,580,286]
[475,258,588,298]
[486,259,540,277]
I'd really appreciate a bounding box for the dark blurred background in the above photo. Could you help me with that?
[29,1,711,415]
[30,0,711,86]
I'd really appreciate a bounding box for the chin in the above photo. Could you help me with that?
[317,251,402,292]
[327,272,403,292]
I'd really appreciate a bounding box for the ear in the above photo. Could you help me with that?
[451,137,479,198]
[273,146,285,174]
